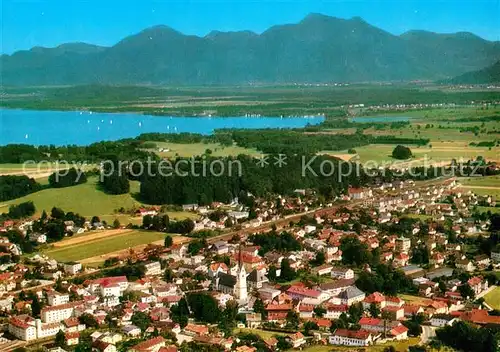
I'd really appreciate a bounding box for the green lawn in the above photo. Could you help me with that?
[148,142,261,158]
[477,206,500,214]
[302,337,420,352]
[43,230,168,262]
[459,176,500,198]
[398,294,430,305]
[330,142,498,166]
[235,328,289,340]
[1,176,197,222]
[483,286,500,310]
[1,176,142,217]
[460,175,500,188]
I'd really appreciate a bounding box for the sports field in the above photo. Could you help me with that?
[43,229,170,263]
[301,337,420,352]
[483,286,500,310]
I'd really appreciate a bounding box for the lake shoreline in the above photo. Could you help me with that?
[0,106,325,119]
[0,108,324,146]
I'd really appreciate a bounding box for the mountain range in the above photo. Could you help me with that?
[448,60,500,84]
[2,13,500,86]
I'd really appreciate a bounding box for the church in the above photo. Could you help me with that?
[212,246,248,304]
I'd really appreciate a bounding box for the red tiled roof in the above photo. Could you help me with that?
[348,188,364,194]
[326,304,348,312]
[158,346,178,352]
[90,276,127,287]
[287,286,321,298]
[364,292,385,304]
[390,325,408,336]
[232,252,262,264]
[63,317,80,327]
[41,300,84,314]
[386,296,403,304]
[65,331,80,339]
[298,304,314,312]
[334,329,371,340]
[267,312,288,320]
[132,336,166,351]
[383,306,403,312]
[461,309,500,325]
[468,277,482,286]
[315,318,332,328]
[184,323,209,335]
[359,317,382,326]
[9,316,34,329]
[404,304,422,314]
[290,332,304,340]
[266,304,293,311]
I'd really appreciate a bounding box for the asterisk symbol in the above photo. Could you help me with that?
[274,154,287,167]
[255,155,269,168]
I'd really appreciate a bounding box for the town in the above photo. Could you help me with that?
[1,173,499,352]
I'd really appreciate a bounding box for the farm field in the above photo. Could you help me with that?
[1,176,141,216]
[477,206,500,214]
[151,142,260,158]
[483,286,500,310]
[235,328,290,340]
[302,337,420,352]
[459,176,500,198]
[329,142,499,166]
[0,162,81,179]
[359,106,499,121]
[0,176,198,222]
[42,229,170,263]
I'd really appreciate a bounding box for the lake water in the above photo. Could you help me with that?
[0,109,324,146]
[348,116,410,123]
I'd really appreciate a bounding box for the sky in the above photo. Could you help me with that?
[1,0,499,54]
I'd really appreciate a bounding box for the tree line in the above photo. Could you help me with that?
[0,175,42,201]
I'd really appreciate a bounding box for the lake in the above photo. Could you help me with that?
[0,109,324,146]
[348,116,410,123]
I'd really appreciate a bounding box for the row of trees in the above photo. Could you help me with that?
[48,168,87,188]
[229,129,428,155]
[3,201,36,220]
[435,321,499,352]
[0,175,42,202]
[0,140,155,163]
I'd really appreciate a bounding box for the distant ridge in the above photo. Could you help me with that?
[1,14,500,86]
[447,60,500,84]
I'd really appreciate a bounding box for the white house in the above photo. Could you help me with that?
[430,314,457,327]
[63,262,82,275]
[331,268,354,280]
[329,329,373,346]
[47,292,70,306]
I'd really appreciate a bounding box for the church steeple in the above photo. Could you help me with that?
[238,243,243,270]
[235,242,248,303]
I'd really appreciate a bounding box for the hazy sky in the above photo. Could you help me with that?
[2,0,499,54]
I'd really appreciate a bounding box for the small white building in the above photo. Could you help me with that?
[430,314,457,327]
[329,329,373,346]
[63,262,82,275]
